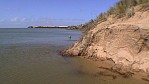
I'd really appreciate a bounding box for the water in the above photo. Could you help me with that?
[0,28,80,45]
[0,28,148,84]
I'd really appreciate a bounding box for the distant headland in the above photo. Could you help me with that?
[28,25,79,30]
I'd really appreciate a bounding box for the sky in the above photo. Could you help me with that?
[0,0,120,28]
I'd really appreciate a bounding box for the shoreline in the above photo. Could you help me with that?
[60,33,149,81]
[86,56,149,82]
[60,52,149,82]
[28,26,80,30]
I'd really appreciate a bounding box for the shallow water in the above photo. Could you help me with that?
[0,28,148,84]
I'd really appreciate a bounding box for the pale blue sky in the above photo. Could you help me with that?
[0,0,120,28]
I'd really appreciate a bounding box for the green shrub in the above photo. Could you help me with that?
[126,7,135,17]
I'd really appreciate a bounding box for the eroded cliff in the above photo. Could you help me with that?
[62,4,149,76]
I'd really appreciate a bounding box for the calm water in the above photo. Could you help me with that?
[0,28,148,84]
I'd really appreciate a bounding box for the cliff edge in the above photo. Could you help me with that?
[62,3,149,78]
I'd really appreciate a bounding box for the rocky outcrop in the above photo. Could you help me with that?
[61,9,149,76]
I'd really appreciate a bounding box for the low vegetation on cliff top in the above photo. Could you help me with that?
[80,0,149,32]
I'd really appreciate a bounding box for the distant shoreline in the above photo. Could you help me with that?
[28,26,68,28]
[28,26,79,30]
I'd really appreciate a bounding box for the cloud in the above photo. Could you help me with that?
[10,17,29,23]
[2,17,85,24]
[0,17,86,28]
[0,19,4,22]
[21,18,27,22]
[10,17,18,22]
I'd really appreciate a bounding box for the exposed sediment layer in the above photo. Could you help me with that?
[61,9,149,79]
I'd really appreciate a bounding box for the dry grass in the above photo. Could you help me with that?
[80,0,149,33]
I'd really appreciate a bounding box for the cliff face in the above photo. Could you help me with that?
[62,6,149,74]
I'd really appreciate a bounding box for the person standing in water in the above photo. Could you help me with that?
[68,35,72,40]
